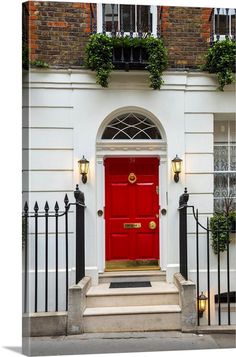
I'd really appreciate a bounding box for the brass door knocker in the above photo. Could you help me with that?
[128,172,137,184]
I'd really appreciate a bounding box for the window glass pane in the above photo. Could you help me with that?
[229,173,236,198]
[231,14,235,35]
[215,14,227,35]
[214,198,225,212]
[105,4,118,32]
[230,146,236,171]
[214,120,228,143]
[214,173,228,198]
[121,5,135,32]
[137,5,151,33]
[230,120,236,144]
[214,118,236,213]
[214,146,228,171]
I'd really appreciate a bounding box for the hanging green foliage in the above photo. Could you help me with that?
[210,212,236,254]
[85,34,114,87]
[202,39,236,91]
[85,34,168,89]
[144,36,168,90]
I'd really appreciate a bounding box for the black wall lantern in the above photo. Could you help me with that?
[78,156,89,184]
[198,292,208,317]
[172,155,182,183]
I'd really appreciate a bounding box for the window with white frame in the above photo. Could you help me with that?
[214,118,236,213]
[97,4,158,36]
[213,8,236,40]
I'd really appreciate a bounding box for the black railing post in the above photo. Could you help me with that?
[23,202,28,313]
[207,217,211,325]
[55,201,59,312]
[217,219,221,325]
[74,184,85,284]
[179,188,189,280]
[44,201,49,312]
[196,209,200,325]
[64,194,69,311]
[34,201,39,313]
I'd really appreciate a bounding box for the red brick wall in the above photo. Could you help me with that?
[25,2,212,68]
[161,6,212,68]
[26,1,93,66]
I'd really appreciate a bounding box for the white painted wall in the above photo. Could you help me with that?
[23,69,236,312]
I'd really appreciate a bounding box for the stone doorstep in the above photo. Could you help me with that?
[99,270,166,283]
[83,306,182,333]
[86,281,180,308]
[86,281,179,297]
[84,305,181,316]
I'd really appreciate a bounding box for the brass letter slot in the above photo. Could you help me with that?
[124,223,141,229]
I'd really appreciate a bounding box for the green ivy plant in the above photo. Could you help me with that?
[85,34,168,89]
[22,42,49,70]
[30,60,49,68]
[210,211,236,254]
[144,36,168,89]
[202,39,236,91]
[85,33,114,87]
[22,42,29,70]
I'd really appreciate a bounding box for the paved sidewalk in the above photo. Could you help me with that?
[23,331,236,356]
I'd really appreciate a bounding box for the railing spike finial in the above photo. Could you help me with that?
[179,187,189,207]
[34,201,39,213]
[54,201,59,212]
[44,201,49,212]
[64,194,69,206]
[24,201,29,213]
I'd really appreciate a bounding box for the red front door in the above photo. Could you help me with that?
[105,157,159,263]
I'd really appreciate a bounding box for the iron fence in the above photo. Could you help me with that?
[23,185,85,314]
[179,188,235,326]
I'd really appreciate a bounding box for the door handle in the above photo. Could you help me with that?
[149,221,157,230]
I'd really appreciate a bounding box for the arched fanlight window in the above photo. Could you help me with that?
[101,112,162,140]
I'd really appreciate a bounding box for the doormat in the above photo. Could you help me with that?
[109,281,151,288]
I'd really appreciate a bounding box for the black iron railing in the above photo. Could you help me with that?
[112,45,148,70]
[179,188,234,326]
[23,185,85,313]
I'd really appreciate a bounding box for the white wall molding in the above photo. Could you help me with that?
[25,69,236,92]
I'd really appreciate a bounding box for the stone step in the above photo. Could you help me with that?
[83,305,181,332]
[99,270,166,284]
[86,281,179,308]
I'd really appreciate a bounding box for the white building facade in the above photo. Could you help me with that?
[23,68,236,313]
